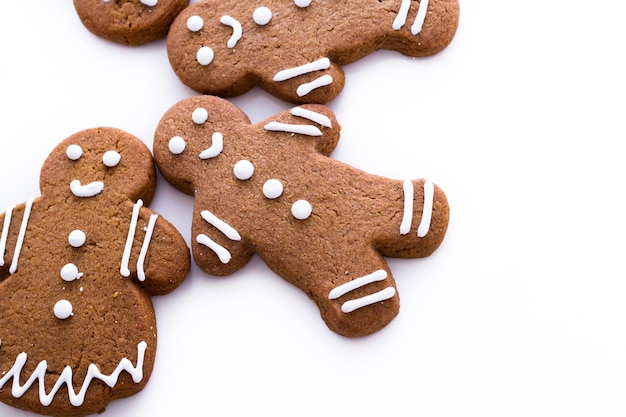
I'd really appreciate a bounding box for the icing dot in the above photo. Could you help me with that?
[68,230,86,247]
[294,0,312,7]
[66,144,83,161]
[141,0,158,6]
[61,263,82,282]
[253,7,273,25]
[233,160,254,180]
[197,46,214,66]
[192,107,209,124]
[103,150,121,167]
[54,300,73,320]
[169,136,186,154]
[187,15,204,32]
[263,179,283,199]
[291,200,312,220]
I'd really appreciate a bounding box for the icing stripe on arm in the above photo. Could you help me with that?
[296,75,333,97]
[0,204,15,267]
[137,214,159,282]
[400,180,414,235]
[291,107,332,127]
[121,199,143,277]
[273,58,330,81]
[196,233,232,264]
[411,0,429,35]
[264,122,322,136]
[417,180,434,237]
[201,210,241,241]
[9,198,34,274]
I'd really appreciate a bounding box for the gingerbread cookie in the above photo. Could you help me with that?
[73,0,189,45]
[153,95,449,337]
[166,0,460,103]
[0,128,190,417]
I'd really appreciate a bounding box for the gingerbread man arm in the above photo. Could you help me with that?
[120,202,190,296]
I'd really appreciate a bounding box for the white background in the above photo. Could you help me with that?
[1,1,625,416]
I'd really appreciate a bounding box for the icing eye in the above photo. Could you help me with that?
[294,0,312,7]
[291,200,312,220]
[233,160,254,180]
[169,136,186,154]
[192,107,209,124]
[263,179,283,199]
[187,15,204,32]
[197,46,214,66]
[66,144,83,161]
[253,7,272,25]
[103,150,121,167]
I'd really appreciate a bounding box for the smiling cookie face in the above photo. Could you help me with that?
[0,128,190,417]
[167,0,460,103]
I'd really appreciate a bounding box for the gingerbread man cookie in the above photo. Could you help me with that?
[153,96,449,337]
[166,0,460,103]
[0,128,190,417]
[73,0,189,45]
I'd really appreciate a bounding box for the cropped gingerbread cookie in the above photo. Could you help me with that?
[0,128,190,416]
[167,0,460,103]
[153,95,449,337]
[73,0,189,45]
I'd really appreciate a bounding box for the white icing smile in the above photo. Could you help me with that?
[70,179,104,198]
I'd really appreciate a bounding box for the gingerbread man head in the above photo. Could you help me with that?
[167,0,460,103]
[154,95,449,337]
[0,128,190,416]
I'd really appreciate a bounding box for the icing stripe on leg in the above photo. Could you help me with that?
[341,287,397,313]
[417,180,434,237]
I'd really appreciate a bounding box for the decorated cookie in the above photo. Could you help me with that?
[73,0,189,45]
[166,0,460,103]
[0,128,190,416]
[153,96,449,337]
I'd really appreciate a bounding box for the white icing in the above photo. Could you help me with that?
[417,180,434,237]
[290,107,332,127]
[60,263,83,282]
[393,0,429,34]
[0,341,147,407]
[220,15,242,48]
[294,0,312,7]
[140,0,158,6]
[263,179,283,199]
[328,269,388,300]
[0,204,15,267]
[200,210,241,241]
[400,180,414,235]
[66,144,83,161]
[296,74,333,97]
[102,150,121,168]
[392,0,411,30]
[411,0,429,35]
[68,229,86,247]
[253,7,272,25]
[341,287,396,313]
[137,214,158,282]
[199,132,224,159]
[264,122,322,137]
[121,200,143,277]
[192,107,209,124]
[54,299,73,320]
[291,200,312,220]
[70,180,104,198]
[187,15,204,32]
[196,234,232,264]
[9,198,33,275]
[273,57,330,82]
[169,136,186,155]
[233,160,254,180]
[197,46,214,66]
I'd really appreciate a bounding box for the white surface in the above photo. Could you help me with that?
[1,1,626,416]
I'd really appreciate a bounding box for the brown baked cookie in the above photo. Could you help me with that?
[166,0,460,103]
[153,95,449,337]
[0,128,190,417]
[73,0,189,45]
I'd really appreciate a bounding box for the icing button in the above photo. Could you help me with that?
[263,179,283,199]
[61,263,83,282]
[54,299,73,320]
[294,0,312,7]
[291,200,312,220]
[68,230,86,247]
